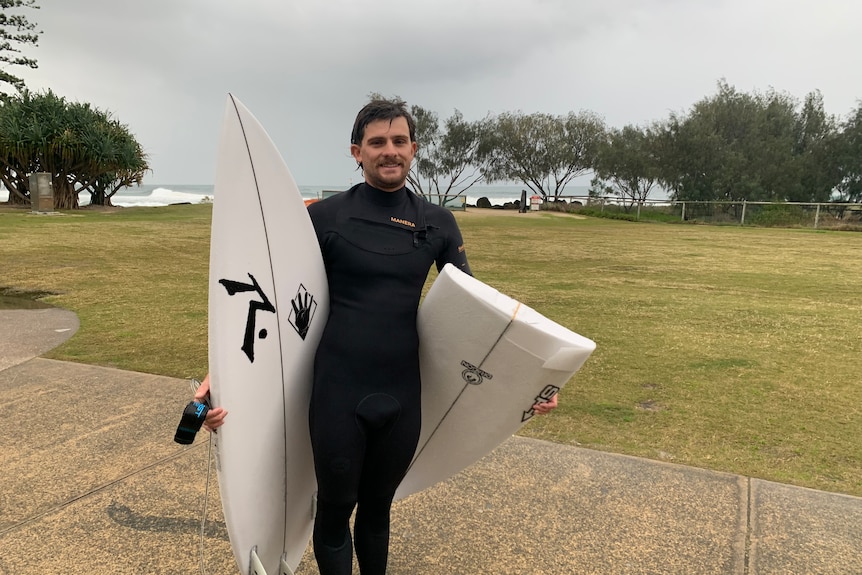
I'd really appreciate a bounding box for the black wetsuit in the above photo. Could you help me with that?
[307,183,470,575]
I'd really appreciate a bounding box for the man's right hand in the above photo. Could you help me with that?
[196,374,228,432]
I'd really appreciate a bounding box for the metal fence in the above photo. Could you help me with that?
[549,196,862,230]
[320,190,468,211]
[421,194,467,211]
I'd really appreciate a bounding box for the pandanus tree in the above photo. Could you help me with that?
[0,89,148,208]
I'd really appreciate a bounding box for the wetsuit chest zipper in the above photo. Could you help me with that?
[341,216,431,255]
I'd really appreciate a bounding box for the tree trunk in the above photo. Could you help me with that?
[1,174,30,206]
[90,188,107,206]
[54,179,79,209]
[6,189,29,206]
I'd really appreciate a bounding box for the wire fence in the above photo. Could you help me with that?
[424,194,467,211]
[322,191,469,211]
[548,197,862,230]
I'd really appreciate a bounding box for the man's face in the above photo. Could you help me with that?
[351,117,417,192]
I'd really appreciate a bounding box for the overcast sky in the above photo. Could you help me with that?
[14,0,862,186]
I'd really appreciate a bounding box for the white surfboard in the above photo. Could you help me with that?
[208,94,326,575]
[395,264,596,499]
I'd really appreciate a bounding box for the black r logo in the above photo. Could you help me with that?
[219,273,275,363]
[288,284,317,340]
[460,360,493,385]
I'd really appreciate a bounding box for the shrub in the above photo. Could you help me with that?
[747,204,808,227]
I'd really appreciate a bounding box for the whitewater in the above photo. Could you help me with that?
[0,183,593,208]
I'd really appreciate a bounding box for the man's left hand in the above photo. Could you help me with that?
[532,393,558,415]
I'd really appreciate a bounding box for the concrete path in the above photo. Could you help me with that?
[0,308,78,372]
[1,309,860,574]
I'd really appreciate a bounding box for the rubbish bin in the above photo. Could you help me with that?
[530,195,541,211]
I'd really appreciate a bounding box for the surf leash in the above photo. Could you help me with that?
[189,378,215,575]
[199,431,214,575]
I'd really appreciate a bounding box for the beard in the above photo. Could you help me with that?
[364,160,410,191]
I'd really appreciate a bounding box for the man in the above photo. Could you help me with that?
[198,98,557,574]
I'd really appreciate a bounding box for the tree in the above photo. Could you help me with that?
[0,90,149,208]
[408,106,489,207]
[592,124,661,211]
[651,113,721,201]
[482,111,605,200]
[655,80,837,203]
[0,0,39,97]
[685,81,783,201]
[789,90,842,203]
[753,91,803,200]
[834,102,862,203]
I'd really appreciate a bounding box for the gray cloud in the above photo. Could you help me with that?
[15,0,862,185]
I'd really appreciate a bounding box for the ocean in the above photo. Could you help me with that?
[0,184,594,208]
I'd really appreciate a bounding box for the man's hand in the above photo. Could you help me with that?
[195,374,228,432]
[532,393,558,416]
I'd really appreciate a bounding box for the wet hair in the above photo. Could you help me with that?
[351,98,416,145]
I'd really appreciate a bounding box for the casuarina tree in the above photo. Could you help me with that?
[0,0,40,97]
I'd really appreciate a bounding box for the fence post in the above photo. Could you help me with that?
[637,201,642,221]
[741,200,747,226]
[814,204,821,229]
[681,202,686,221]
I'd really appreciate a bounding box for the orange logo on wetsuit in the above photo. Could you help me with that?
[390,216,416,228]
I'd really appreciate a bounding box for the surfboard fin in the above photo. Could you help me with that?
[247,547,298,575]
[249,546,267,575]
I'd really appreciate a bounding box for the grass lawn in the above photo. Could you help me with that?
[1,203,860,496]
